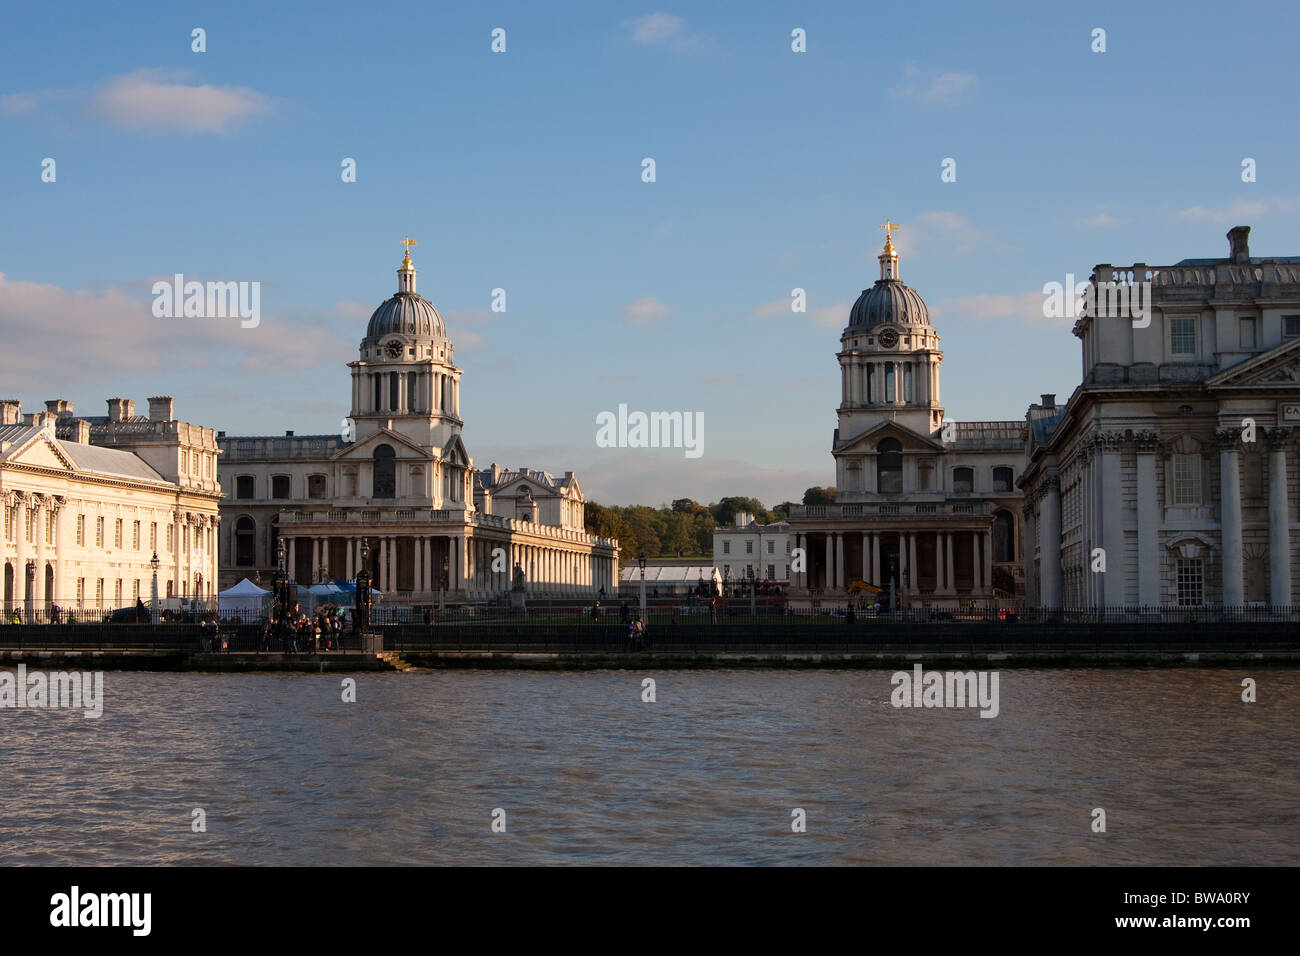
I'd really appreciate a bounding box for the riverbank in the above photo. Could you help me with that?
[2,646,1298,671]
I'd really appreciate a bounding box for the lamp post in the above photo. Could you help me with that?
[273,538,288,622]
[355,540,371,635]
[440,555,449,613]
[748,566,756,617]
[637,552,647,620]
[150,552,160,624]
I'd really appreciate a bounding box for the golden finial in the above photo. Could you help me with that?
[880,220,900,254]
[401,235,417,268]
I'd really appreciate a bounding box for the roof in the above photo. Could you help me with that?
[620,566,721,583]
[56,440,168,483]
[1030,409,1066,444]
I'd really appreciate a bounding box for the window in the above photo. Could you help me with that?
[191,452,198,474]
[114,579,122,603]
[953,467,974,494]
[76,515,85,546]
[767,565,775,579]
[745,541,753,554]
[1176,558,1204,606]
[1170,317,1196,355]
[271,475,291,499]
[95,517,104,548]
[866,363,875,403]
[114,519,122,549]
[167,525,173,552]
[918,465,932,490]
[389,372,399,412]
[884,362,895,402]
[373,444,396,498]
[236,475,255,499]
[722,541,730,555]
[993,467,1014,493]
[1172,454,1201,505]
[132,521,140,550]
[903,363,913,403]
[76,579,84,604]
[150,522,157,551]
[877,438,903,494]
[133,580,140,600]
[374,374,382,411]
[767,540,774,554]
[1239,317,1257,349]
[1285,316,1300,339]
[235,516,256,566]
[408,371,418,411]
[308,474,327,499]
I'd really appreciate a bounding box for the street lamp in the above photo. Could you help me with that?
[355,540,371,634]
[637,552,647,620]
[149,552,160,624]
[440,555,449,613]
[747,566,756,617]
[273,538,288,621]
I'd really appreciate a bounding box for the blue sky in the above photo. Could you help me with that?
[3,0,1298,505]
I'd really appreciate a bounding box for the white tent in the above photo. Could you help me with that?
[218,578,271,621]
[303,582,346,613]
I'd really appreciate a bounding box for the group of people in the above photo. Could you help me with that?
[260,604,348,653]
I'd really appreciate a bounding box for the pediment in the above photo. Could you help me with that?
[332,428,432,460]
[1208,338,1300,388]
[442,433,471,468]
[493,473,557,499]
[837,419,945,454]
[3,431,76,471]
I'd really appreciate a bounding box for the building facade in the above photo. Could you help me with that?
[216,245,618,602]
[1,396,222,619]
[787,230,1026,607]
[712,512,791,586]
[1022,226,1300,609]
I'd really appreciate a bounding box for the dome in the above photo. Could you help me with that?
[365,293,448,342]
[848,279,931,330]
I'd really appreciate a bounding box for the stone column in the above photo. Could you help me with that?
[934,530,944,592]
[378,538,387,592]
[288,535,297,583]
[346,537,355,579]
[861,533,870,583]
[311,538,320,579]
[52,496,66,604]
[872,533,881,588]
[898,533,908,593]
[824,534,833,590]
[982,528,992,590]
[1040,475,1062,609]
[1022,504,1037,607]
[33,497,46,607]
[1134,431,1161,606]
[413,535,422,594]
[1266,427,1292,606]
[1098,432,1125,606]
[908,533,918,593]
[835,532,845,590]
[969,530,979,594]
[1216,428,1244,607]
[13,493,28,611]
[424,537,433,592]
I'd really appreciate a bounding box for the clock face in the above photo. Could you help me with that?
[384,340,403,359]
[878,328,898,348]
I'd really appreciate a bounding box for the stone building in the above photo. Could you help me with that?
[1,396,221,618]
[787,228,1025,607]
[1021,226,1299,609]
[712,512,792,586]
[216,244,618,601]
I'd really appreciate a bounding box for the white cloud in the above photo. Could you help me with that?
[626,13,706,50]
[88,69,272,133]
[621,296,673,326]
[931,290,1052,325]
[889,65,977,106]
[891,211,988,260]
[811,302,849,329]
[1175,196,1300,222]
[1079,212,1127,228]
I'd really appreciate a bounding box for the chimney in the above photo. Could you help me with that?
[1227,225,1251,264]
[217,430,226,439]
[1040,393,1056,408]
[0,400,20,425]
[45,399,75,418]
[285,429,294,437]
[68,419,92,443]
[490,463,501,484]
[147,396,174,422]
[107,397,136,422]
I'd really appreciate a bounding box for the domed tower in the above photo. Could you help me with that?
[347,239,465,451]
[837,224,944,440]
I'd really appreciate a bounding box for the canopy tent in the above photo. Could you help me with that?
[218,578,271,621]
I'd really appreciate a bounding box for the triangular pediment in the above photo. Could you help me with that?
[493,473,557,499]
[2,429,77,471]
[442,434,471,468]
[1208,337,1300,388]
[332,427,432,460]
[836,419,945,454]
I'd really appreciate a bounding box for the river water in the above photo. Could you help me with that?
[1,668,1296,865]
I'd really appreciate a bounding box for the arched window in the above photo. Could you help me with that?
[994,510,1014,562]
[408,371,418,412]
[235,516,256,566]
[877,438,902,494]
[373,373,382,411]
[884,363,895,402]
[373,444,396,499]
[953,467,974,494]
[903,364,913,403]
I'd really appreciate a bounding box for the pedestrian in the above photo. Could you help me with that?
[592,601,601,623]
[620,602,630,624]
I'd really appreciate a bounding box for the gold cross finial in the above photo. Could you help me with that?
[401,236,417,266]
[880,220,900,252]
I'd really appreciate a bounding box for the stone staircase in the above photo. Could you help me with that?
[376,651,417,672]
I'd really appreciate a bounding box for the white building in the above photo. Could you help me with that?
[787,229,1025,606]
[1022,226,1300,609]
[217,243,619,601]
[712,512,791,586]
[1,396,222,619]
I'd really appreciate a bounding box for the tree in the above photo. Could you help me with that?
[802,486,837,506]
